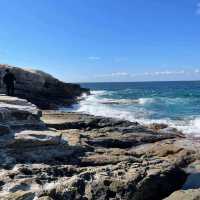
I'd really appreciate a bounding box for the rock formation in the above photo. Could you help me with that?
[0,64,89,109]
[164,189,200,200]
[0,94,199,200]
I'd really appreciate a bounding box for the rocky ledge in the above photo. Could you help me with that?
[0,95,200,200]
[0,64,89,109]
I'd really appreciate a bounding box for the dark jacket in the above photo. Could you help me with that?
[3,72,16,86]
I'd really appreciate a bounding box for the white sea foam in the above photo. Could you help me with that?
[92,98,153,105]
[76,91,150,121]
[68,90,200,137]
[138,98,155,105]
[91,90,108,95]
[88,91,155,105]
[173,117,200,137]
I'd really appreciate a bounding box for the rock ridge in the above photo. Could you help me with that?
[0,95,199,200]
[0,64,89,109]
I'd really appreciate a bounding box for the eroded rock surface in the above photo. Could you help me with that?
[0,64,89,109]
[164,189,200,200]
[0,97,199,200]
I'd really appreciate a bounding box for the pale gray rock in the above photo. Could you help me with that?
[164,189,200,200]
[0,95,42,130]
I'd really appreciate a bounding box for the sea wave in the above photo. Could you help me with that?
[91,98,154,105]
[91,90,108,95]
[89,90,155,105]
[76,91,151,120]
[77,100,150,121]
[68,90,200,137]
[173,117,200,136]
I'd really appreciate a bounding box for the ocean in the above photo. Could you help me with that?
[66,81,200,137]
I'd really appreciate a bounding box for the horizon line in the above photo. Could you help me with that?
[76,80,200,84]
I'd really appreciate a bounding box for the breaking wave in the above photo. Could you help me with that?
[64,89,200,137]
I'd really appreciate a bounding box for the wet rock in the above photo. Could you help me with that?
[41,111,139,131]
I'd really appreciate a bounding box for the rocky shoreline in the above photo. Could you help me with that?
[0,94,200,200]
[0,66,199,199]
[0,64,89,109]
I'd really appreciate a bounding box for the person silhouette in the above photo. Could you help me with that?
[3,69,16,96]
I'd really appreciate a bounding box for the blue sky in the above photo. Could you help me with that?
[0,0,200,82]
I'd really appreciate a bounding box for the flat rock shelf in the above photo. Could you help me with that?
[0,94,199,200]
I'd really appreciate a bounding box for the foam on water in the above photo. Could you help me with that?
[72,91,148,120]
[175,117,200,136]
[89,91,155,105]
[66,89,200,137]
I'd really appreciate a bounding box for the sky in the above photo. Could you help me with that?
[0,0,200,82]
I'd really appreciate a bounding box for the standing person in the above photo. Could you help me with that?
[3,69,16,96]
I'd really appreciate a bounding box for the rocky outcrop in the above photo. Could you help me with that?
[0,64,89,109]
[0,96,199,200]
[164,189,200,200]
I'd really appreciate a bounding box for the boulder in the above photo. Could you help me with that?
[0,64,89,109]
[0,95,43,130]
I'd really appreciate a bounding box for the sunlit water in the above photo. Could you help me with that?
[65,81,200,137]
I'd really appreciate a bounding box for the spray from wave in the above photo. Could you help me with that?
[65,90,200,137]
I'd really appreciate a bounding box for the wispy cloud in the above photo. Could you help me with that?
[140,70,185,76]
[94,72,129,78]
[111,72,129,76]
[196,2,200,15]
[88,56,101,60]
[130,70,186,77]
[94,69,200,80]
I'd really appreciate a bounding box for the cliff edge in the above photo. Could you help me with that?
[0,64,89,109]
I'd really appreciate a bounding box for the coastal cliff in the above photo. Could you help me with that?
[0,67,199,200]
[0,64,89,109]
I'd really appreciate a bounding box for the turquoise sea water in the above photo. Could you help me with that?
[68,81,200,136]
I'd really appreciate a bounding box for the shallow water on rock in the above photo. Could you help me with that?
[182,173,200,190]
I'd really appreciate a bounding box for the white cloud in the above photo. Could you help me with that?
[138,70,185,76]
[129,70,185,77]
[95,70,187,79]
[88,56,101,60]
[111,72,129,76]
[157,70,185,75]
[94,72,130,78]
[94,68,200,80]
